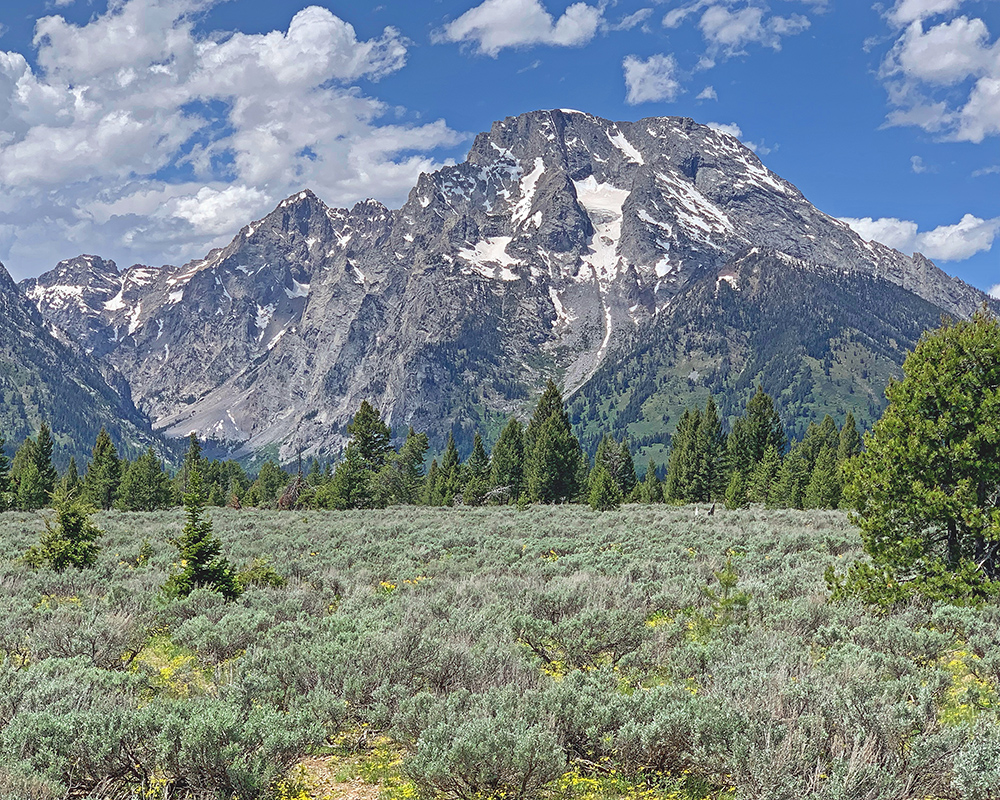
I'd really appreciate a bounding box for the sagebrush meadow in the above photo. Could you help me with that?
[2,504,999,799]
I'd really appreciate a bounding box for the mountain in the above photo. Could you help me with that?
[0,261,163,467]
[567,247,952,461]
[20,110,992,461]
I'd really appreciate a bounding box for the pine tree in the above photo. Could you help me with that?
[0,436,10,512]
[16,460,46,512]
[83,427,121,510]
[462,433,491,506]
[62,457,81,495]
[34,422,57,499]
[423,458,442,505]
[525,380,567,452]
[13,436,46,511]
[174,433,203,501]
[772,442,811,509]
[747,445,782,504]
[595,435,639,498]
[837,412,863,463]
[804,444,842,509]
[321,446,367,510]
[617,440,638,499]
[727,386,786,477]
[347,400,392,473]
[526,414,582,503]
[640,458,662,504]
[665,408,700,502]
[465,433,490,482]
[489,418,525,503]
[24,486,102,571]
[372,427,429,507]
[117,448,173,511]
[164,465,238,600]
[724,470,748,509]
[245,461,289,508]
[588,465,623,511]
[524,382,583,504]
[691,396,726,502]
[439,432,463,505]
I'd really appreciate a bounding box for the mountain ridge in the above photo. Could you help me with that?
[18,110,994,461]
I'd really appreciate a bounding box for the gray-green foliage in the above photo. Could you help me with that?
[0,505,998,799]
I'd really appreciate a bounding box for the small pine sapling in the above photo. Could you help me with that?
[163,465,239,600]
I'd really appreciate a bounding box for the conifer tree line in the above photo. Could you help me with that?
[0,381,862,514]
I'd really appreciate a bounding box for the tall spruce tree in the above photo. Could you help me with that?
[747,445,782,505]
[772,441,812,509]
[372,426,429,506]
[804,444,842,509]
[438,432,463,504]
[691,396,726,502]
[423,458,442,505]
[348,400,392,473]
[640,458,662,504]
[489,418,525,503]
[83,427,121,510]
[837,412,863,463]
[727,386,786,478]
[13,434,47,511]
[527,414,583,503]
[35,422,57,499]
[524,382,582,503]
[588,465,623,511]
[526,380,567,452]
[323,445,369,510]
[665,407,700,502]
[595,435,639,499]
[0,436,9,512]
[462,433,491,505]
[117,448,173,511]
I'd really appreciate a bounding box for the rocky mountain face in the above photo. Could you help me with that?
[0,261,162,467]
[568,247,953,462]
[20,110,992,461]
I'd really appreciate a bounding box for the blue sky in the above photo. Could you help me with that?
[0,0,997,294]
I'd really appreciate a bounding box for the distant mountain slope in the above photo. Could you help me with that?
[567,247,953,462]
[0,262,164,467]
[20,110,992,460]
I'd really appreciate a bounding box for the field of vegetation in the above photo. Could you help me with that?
[3,504,1000,800]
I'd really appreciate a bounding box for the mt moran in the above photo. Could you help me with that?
[19,109,992,462]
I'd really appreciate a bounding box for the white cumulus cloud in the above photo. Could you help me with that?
[706,121,742,137]
[879,9,1000,143]
[435,0,603,56]
[623,54,682,104]
[664,1,812,56]
[699,5,810,54]
[887,0,968,27]
[0,1,463,278]
[841,213,1000,261]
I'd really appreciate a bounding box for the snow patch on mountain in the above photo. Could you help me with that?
[573,176,630,284]
[458,236,520,281]
[512,158,545,226]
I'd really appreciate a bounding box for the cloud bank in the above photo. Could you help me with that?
[841,213,1000,262]
[0,0,462,278]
